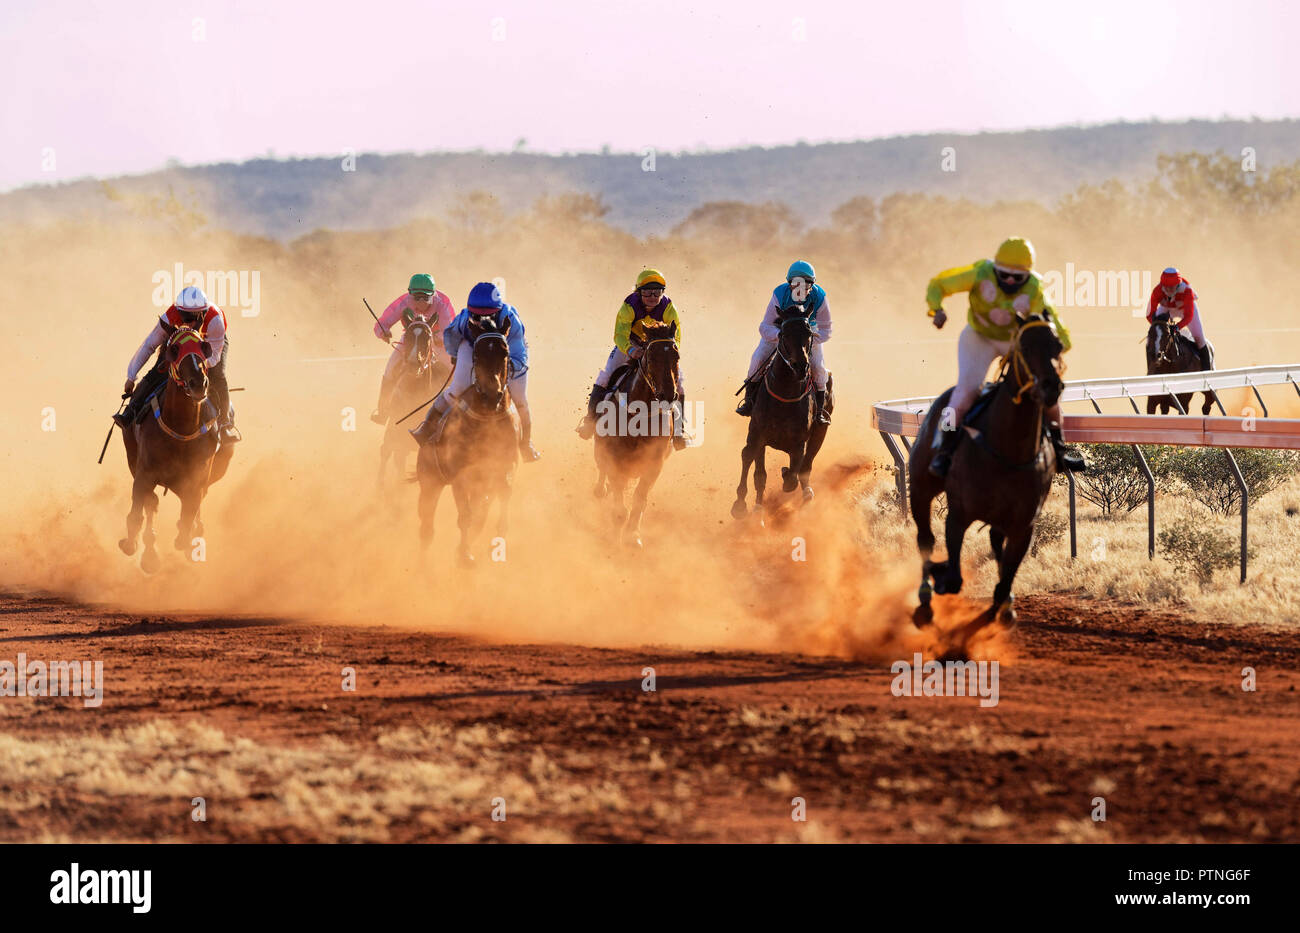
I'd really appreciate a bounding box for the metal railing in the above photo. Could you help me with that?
[872,364,1300,583]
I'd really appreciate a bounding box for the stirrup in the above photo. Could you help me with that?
[220,423,242,443]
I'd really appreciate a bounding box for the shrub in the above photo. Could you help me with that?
[1071,444,1178,517]
[1157,525,1249,588]
[1030,512,1068,556]
[1168,448,1300,516]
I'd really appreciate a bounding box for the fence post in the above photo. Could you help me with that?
[1066,471,1077,558]
[880,432,908,516]
[1222,449,1249,583]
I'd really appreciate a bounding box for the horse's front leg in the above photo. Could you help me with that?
[452,481,478,566]
[909,472,942,625]
[119,474,151,556]
[732,437,755,518]
[753,445,768,512]
[782,447,802,494]
[174,482,202,551]
[496,469,514,539]
[626,456,666,549]
[141,490,161,574]
[991,526,1033,626]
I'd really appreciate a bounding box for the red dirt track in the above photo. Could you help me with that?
[1,589,1297,843]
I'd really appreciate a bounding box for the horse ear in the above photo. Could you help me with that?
[200,340,212,358]
[669,320,677,337]
[165,342,180,362]
[501,317,512,336]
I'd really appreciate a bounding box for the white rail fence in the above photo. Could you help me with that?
[872,364,1300,583]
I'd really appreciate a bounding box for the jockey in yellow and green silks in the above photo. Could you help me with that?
[925,237,1085,477]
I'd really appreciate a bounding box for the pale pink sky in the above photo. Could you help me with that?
[2,0,1297,190]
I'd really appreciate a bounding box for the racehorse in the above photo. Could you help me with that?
[592,319,680,548]
[118,327,233,573]
[1146,312,1216,415]
[907,315,1063,628]
[415,315,519,565]
[731,307,831,520]
[377,318,450,483]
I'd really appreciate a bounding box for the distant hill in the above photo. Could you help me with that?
[3,119,1298,239]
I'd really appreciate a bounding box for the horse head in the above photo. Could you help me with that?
[634,320,680,401]
[404,318,434,373]
[776,306,814,380]
[1009,314,1064,407]
[164,327,211,403]
[1148,312,1180,365]
[470,314,511,409]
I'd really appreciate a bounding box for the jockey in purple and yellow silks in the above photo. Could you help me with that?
[925,236,1085,477]
[577,268,687,450]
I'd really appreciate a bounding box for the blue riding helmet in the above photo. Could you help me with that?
[467,281,504,313]
[787,260,816,282]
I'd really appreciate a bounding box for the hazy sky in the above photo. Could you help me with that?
[3,0,1297,190]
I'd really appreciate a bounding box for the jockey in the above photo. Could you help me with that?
[370,273,456,423]
[1147,267,1212,371]
[409,282,539,461]
[577,268,687,450]
[736,260,832,424]
[925,236,1083,477]
[114,285,239,443]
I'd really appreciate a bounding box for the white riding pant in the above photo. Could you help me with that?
[439,350,529,415]
[595,347,687,394]
[746,338,827,389]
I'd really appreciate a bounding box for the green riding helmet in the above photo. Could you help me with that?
[408,273,436,295]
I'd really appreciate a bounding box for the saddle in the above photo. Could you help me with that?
[600,363,636,402]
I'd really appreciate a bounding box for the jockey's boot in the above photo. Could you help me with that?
[576,383,606,439]
[1048,421,1086,472]
[114,370,165,428]
[813,388,831,426]
[1196,344,1213,371]
[735,379,759,416]
[409,402,444,446]
[519,409,541,462]
[672,395,688,451]
[208,370,240,443]
[928,427,961,478]
[219,419,242,443]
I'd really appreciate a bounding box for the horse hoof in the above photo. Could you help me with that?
[782,477,798,493]
[997,597,1017,627]
[912,604,934,627]
[141,549,161,574]
[626,534,644,550]
[118,538,136,556]
[730,500,747,519]
[174,536,188,551]
[459,552,476,568]
[802,486,815,503]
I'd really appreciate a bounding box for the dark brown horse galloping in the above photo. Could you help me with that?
[592,319,681,548]
[378,318,450,484]
[731,308,831,520]
[416,315,519,565]
[907,316,1063,628]
[118,327,233,573]
[1146,312,1216,415]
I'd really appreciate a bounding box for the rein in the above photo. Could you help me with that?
[973,317,1056,470]
[764,321,814,403]
[630,337,679,401]
[155,328,216,442]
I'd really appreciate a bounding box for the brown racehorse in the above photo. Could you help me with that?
[731,307,831,520]
[1146,312,1216,415]
[593,320,680,548]
[118,327,233,573]
[378,318,450,484]
[416,315,519,565]
[907,316,1063,628]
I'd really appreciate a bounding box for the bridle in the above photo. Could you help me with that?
[467,329,511,415]
[153,328,217,441]
[631,337,679,400]
[1150,314,1184,365]
[999,318,1057,406]
[404,319,434,374]
[765,316,814,403]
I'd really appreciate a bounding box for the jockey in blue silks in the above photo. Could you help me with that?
[409,281,539,461]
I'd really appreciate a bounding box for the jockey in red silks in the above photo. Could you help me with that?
[1146,267,1212,371]
[371,273,456,423]
[115,285,239,443]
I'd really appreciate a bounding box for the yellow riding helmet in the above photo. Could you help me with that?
[636,269,667,289]
[994,237,1036,272]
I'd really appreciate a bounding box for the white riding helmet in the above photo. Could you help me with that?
[176,285,210,311]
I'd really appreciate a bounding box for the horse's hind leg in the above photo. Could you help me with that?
[781,448,801,494]
[989,527,1005,563]
[1202,390,1217,416]
[626,460,665,549]
[732,439,756,518]
[175,484,201,551]
[752,446,768,513]
[417,478,443,552]
[452,483,478,566]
